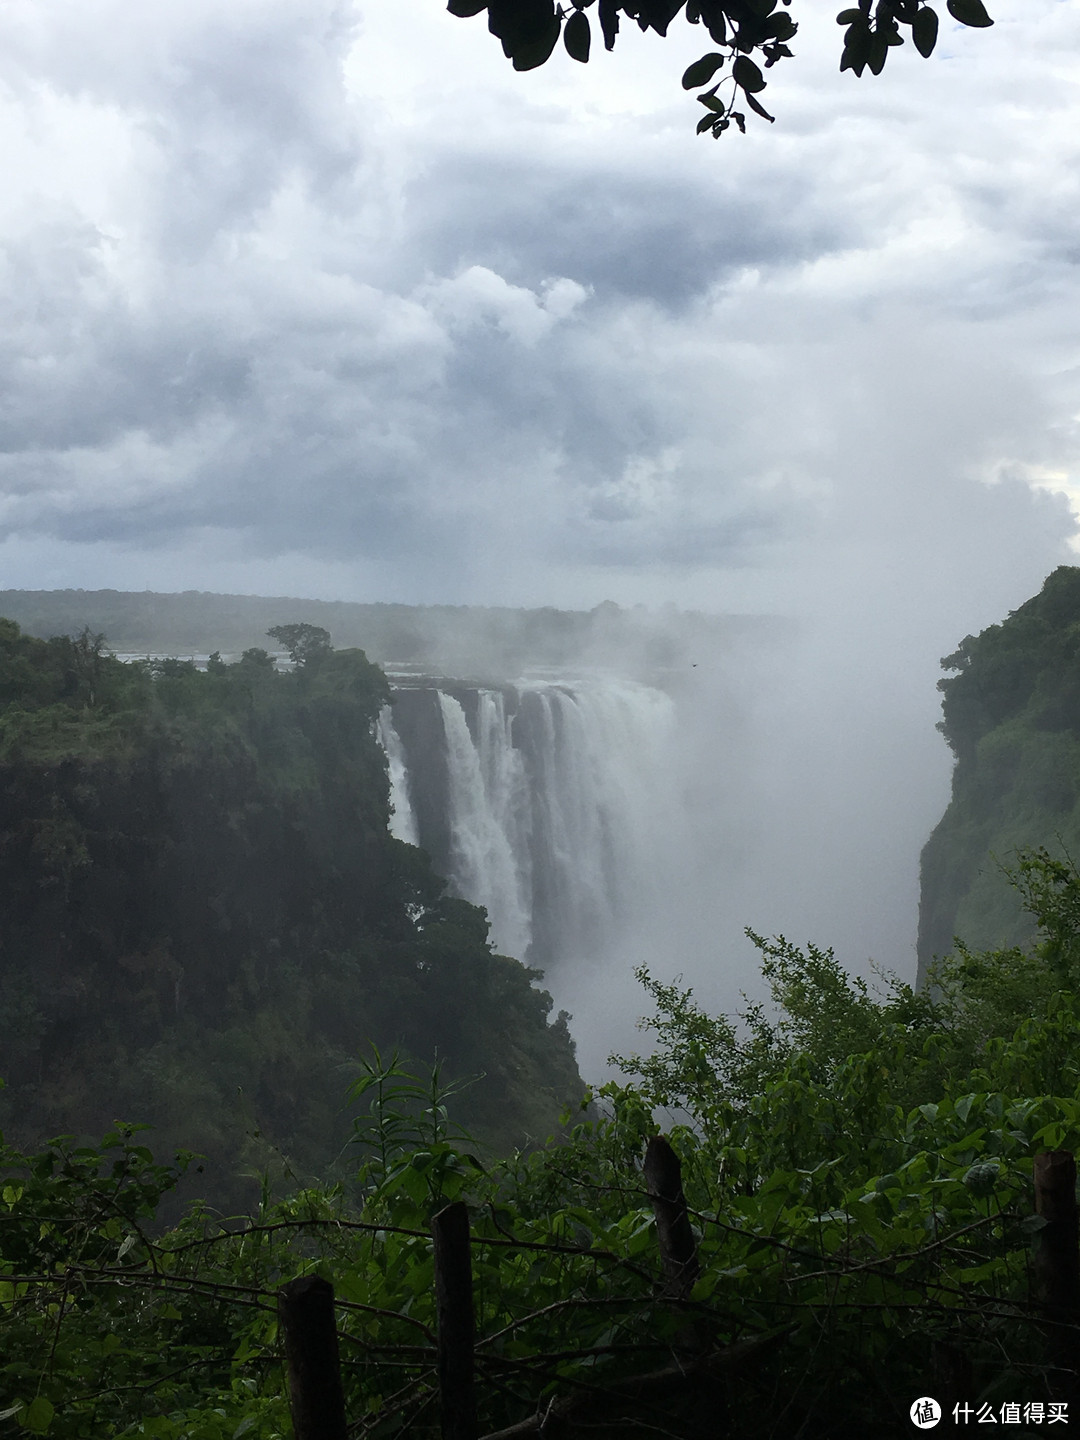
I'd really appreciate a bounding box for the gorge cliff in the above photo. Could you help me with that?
[918,566,1080,983]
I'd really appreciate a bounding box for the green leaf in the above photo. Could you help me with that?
[946,0,992,26]
[446,1,488,14]
[836,7,863,19]
[564,10,591,62]
[682,52,725,89]
[962,1160,1001,1198]
[732,56,766,93]
[24,1397,54,1435]
[911,5,938,55]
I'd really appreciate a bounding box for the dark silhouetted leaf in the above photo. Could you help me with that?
[699,0,728,44]
[639,0,684,36]
[732,55,767,92]
[839,20,871,72]
[745,91,775,121]
[911,5,938,54]
[947,0,993,25]
[511,16,561,68]
[564,9,591,61]
[697,111,718,133]
[447,0,487,15]
[598,0,620,49]
[765,12,797,39]
[682,52,726,89]
[734,14,768,50]
[489,0,557,52]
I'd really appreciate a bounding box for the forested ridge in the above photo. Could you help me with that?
[0,618,582,1209]
[919,565,1080,978]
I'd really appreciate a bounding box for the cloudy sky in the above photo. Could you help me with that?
[1,0,1079,1029]
[0,0,1075,616]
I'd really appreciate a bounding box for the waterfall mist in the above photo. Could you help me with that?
[371,594,966,1084]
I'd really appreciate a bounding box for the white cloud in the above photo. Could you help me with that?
[419,265,588,347]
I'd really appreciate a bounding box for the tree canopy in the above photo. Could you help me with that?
[449,0,995,136]
[265,622,333,667]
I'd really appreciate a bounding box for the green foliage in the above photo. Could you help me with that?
[264,623,332,668]
[4,854,1079,1436]
[0,617,582,1213]
[448,1,993,138]
[920,567,1080,979]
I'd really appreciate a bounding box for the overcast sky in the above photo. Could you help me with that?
[1,1,1079,1025]
[0,0,1074,619]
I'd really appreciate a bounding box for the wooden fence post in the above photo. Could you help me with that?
[278,1275,348,1440]
[1034,1149,1080,1403]
[432,1200,477,1440]
[644,1134,700,1299]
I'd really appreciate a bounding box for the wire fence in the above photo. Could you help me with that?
[4,1137,1079,1438]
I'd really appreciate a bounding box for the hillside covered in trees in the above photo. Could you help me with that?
[919,566,1080,981]
[0,618,582,1211]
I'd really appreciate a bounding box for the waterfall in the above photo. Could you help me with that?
[377,705,419,845]
[378,677,678,968]
[435,690,533,962]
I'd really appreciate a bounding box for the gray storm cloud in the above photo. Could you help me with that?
[0,0,1074,603]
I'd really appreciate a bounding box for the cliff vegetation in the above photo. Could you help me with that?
[919,565,1080,980]
[0,618,582,1212]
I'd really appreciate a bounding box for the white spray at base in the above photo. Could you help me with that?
[378,678,681,1012]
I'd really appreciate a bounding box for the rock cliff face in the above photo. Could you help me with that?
[917,567,1080,984]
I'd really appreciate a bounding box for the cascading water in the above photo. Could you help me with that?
[376,707,419,845]
[378,677,678,972]
[435,690,532,962]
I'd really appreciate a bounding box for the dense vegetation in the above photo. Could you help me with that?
[919,565,1080,979]
[4,849,1080,1437]
[0,618,582,1210]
